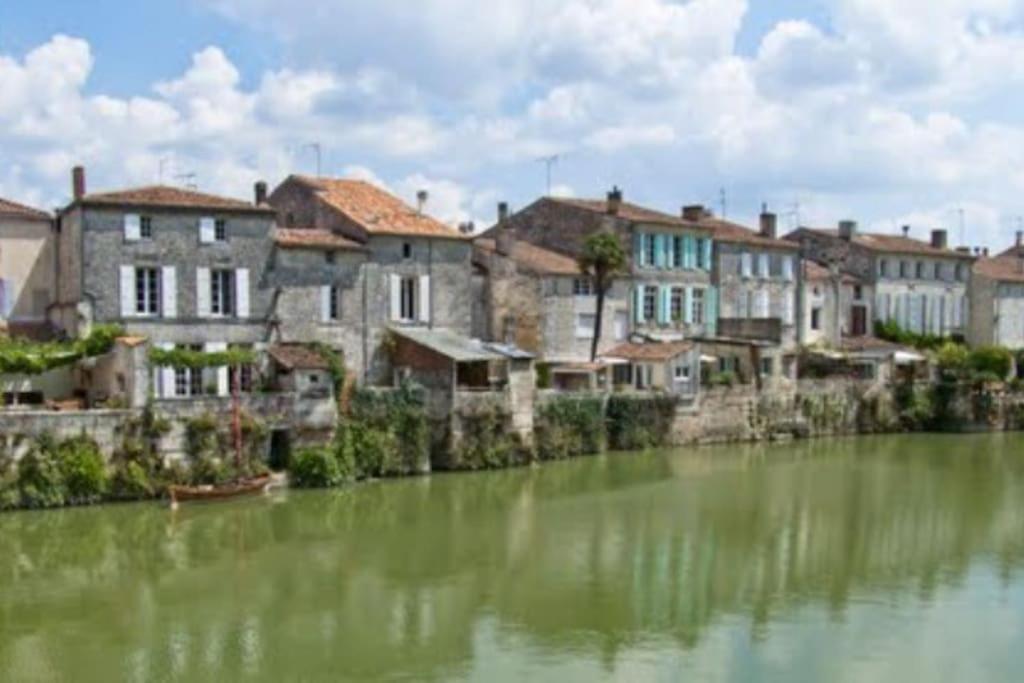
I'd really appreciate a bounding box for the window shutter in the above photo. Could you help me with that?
[161,266,176,318]
[389,273,402,322]
[706,287,718,336]
[634,286,645,324]
[684,287,693,325]
[666,237,676,269]
[784,293,795,325]
[196,268,211,318]
[320,286,332,322]
[658,286,670,325]
[651,235,663,269]
[758,253,770,278]
[199,217,216,244]
[635,233,646,267]
[157,342,175,399]
[741,253,752,278]
[782,256,793,281]
[235,268,250,318]
[418,274,431,323]
[703,239,713,271]
[120,266,135,318]
[206,342,229,397]
[124,214,141,242]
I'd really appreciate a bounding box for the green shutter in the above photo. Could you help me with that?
[635,233,645,267]
[659,286,671,325]
[634,286,646,324]
[703,238,713,271]
[706,287,718,336]
[684,287,694,325]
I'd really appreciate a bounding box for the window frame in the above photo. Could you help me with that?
[400,276,417,322]
[139,216,153,240]
[214,219,227,243]
[210,269,236,317]
[642,286,657,322]
[134,267,160,317]
[573,278,595,297]
[691,288,705,325]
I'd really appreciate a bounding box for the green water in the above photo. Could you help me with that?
[3,434,1024,682]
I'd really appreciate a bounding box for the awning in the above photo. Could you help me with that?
[894,350,926,365]
[700,354,718,363]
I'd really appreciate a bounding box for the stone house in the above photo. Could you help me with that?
[691,206,800,350]
[787,222,973,338]
[266,176,472,384]
[969,234,1024,348]
[0,195,55,334]
[52,167,277,399]
[600,340,700,400]
[474,189,716,372]
[801,260,873,347]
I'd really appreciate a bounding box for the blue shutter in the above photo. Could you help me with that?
[635,286,646,324]
[666,236,677,269]
[659,286,671,325]
[706,287,718,336]
[703,239,713,271]
[684,287,694,325]
[656,235,668,269]
[634,233,645,267]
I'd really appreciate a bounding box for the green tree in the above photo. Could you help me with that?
[578,233,628,362]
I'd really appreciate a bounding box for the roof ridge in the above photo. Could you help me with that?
[0,195,50,220]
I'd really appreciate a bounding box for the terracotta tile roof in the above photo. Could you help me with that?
[475,237,580,275]
[699,218,797,250]
[77,185,273,213]
[550,197,710,230]
[802,259,862,284]
[274,228,364,250]
[269,344,331,370]
[975,249,1024,283]
[0,196,50,221]
[603,341,693,362]
[293,175,463,239]
[800,228,972,259]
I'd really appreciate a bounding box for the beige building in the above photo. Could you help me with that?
[969,236,1024,348]
[801,260,873,347]
[0,195,54,333]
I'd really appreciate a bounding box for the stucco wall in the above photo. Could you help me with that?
[0,215,55,322]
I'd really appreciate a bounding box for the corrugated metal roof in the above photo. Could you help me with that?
[391,327,533,362]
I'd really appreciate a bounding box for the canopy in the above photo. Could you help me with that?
[893,350,927,365]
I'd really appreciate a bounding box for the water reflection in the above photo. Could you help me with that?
[2,434,1024,681]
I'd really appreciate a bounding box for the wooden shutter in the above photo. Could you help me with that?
[418,275,431,323]
[199,217,216,244]
[157,342,175,398]
[320,286,332,322]
[706,287,718,336]
[120,266,135,318]
[634,233,644,267]
[196,268,211,318]
[235,268,250,318]
[703,239,713,271]
[161,266,176,318]
[389,273,402,321]
[124,214,141,242]
[782,256,793,281]
[684,287,693,324]
[634,286,646,324]
[741,253,752,278]
[658,286,670,324]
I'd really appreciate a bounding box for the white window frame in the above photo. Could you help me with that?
[573,278,595,297]
[692,288,705,325]
[400,276,417,323]
[210,269,235,317]
[135,267,161,317]
[575,313,596,339]
[642,286,657,322]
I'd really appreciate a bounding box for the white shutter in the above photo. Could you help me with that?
[320,286,333,322]
[757,290,770,318]
[197,268,211,318]
[2,277,15,318]
[741,253,752,278]
[161,266,176,318]
[199,217,216,244]
[206,342,229,397]
[389,273,402,322]
[418,274,431,323]
[782,256,794,281]
[158,342,175,399]
[124,214,141,242]
[758,253,770,278]
[120,266,135,318]
[235,268,250,319]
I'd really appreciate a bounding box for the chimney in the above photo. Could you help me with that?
[72,166,86,200]
[254,180,268,206]
[497,201,509,224]
[983,247,990,257]
[759,203,778,239]
[458,221,475,235]
[682,205,705,222]
[838,220,858,242]
[931,229,948,250]
[901,224,911,238]
[607,186,623,216]
[1016,230,1023,249]
[416,189,429,216]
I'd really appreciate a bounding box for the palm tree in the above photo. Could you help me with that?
[578,233,628,362]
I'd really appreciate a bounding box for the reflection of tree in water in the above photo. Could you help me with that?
[1,433,1024,680]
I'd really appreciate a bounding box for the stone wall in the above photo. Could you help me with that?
[0,409,132,460]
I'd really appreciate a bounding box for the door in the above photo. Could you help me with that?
[850,305,868,337]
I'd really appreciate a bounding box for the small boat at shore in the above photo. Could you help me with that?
[169,475,272,509]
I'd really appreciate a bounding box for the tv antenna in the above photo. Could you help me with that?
[158,157,172,184]
[303,142,322,177]
[957,206,966,247]
[719,187,727,219]
[536,154,560,196]
[174,172,197,190]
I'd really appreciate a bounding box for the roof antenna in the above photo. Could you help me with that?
[536,154,560,196]
[719,187,727,219]
[158,156,172,184]
[174,172,197,190]
[303,142,322,177]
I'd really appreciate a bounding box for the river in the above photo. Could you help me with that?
[2,433,1024,681]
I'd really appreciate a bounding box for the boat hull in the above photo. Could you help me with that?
[169,476,272,508]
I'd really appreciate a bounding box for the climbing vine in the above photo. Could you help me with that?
[0,324,123,375]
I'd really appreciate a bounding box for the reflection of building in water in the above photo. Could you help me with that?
[2,436,1024,679]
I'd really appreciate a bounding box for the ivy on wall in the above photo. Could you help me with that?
[0,325,124,375]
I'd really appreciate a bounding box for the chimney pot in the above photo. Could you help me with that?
[759,207,778,239]
[254,181,267,206]
[901,224,911,238]
[72,166,86,201]
[930,229,948,250]
[682,204,705,222]
[607,186,623,215]
[1016,230,1023,249]
[416,189,428,215]
[838,220,858,242]
[497,202,509,223]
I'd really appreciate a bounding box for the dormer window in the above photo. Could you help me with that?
[402,242,413,260]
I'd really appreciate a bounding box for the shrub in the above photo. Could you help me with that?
[968,347,1012,381]
[110,461,154,500]
[290,447,344,488]
[58,436,108,505]
[17,436,67,509]
[936,342,969,375]
[606,395,679,451]
[446,407,528,471]
[535,397,606,460]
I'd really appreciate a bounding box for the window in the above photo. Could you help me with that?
[174,344,203,397]
[402,242,413,259]
[135,267,160,316]
[635,364,653,390]
[956,263,966,282]
[915,262,925,279]
[811,307,822,330]
[140,216,153,239]
[400,276,417,321]
[674,363,691,381]
[900,261,909,278]
[643,286,657,321]
[692,289,705,325]
[760,357,774,378]
[696,238,708,269]
[853,285,863,301]
[214,219,227,242]
[645,236,657,267]
[576,313,596,339]
[573,278,594,296]
[670,287,685,321]
[878,260,889,278]
[328,286,341,321]
[673,237,684,269]
[325,251,336,264]
[211,269,235,316]
[228,344,254,393]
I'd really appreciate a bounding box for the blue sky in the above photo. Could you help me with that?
[1,0,1023,247]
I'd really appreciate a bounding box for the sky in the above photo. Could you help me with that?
[1,0,1023,247]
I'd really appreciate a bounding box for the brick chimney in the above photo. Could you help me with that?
[254,181,268,206]
[1016,230,1023,250]
[607,186,623,216]
[497,201,509,223]
[72,166,86,200]
[682,205,705,222]
[930,229,948,250]
[759,203,778,239]
[901,224,911,238]
[838,220,858,242]
[496,202,513,256]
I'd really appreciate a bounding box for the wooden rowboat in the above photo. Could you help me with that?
[169,475,272,509]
